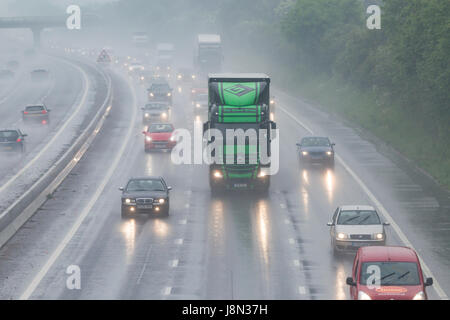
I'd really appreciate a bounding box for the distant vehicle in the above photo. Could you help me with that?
[30,69,50,82]
[141,102,170,123]
[156,43,174,71]
[191,86,208,111]
[147,80,173,105]
[270,96,276,118]
[176,67,196,82]
[142,123,176,152]
[0,129,27,153]
[195,34,222,75]
[132,31,149,47]
[7,60,19,70]
[296,136,335,168]
[120,176,172,218]
[137,69,157,85]
[346,246,433,300]
[0,69,14,80]
[22,104,51,125]
[128,62,145,73]
[327,205,389,253]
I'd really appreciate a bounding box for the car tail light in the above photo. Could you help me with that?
[16,138,22,142]
[24,111,28,114]
[42,110,47,114]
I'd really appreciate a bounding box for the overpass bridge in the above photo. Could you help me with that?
[0,15,100,47]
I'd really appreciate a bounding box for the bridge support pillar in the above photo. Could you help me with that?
[31,27,42,48]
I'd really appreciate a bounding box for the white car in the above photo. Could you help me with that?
[327,205,389,253]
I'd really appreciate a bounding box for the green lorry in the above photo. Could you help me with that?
[203,73,277,193]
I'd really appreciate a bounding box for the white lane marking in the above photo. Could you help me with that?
[169,259,179,268]
[163,286,172,295]
[280,203,287,209]
[0,59,89,197]
[19,74,137,300]
[278,103,449,300]
[136,245,153,285]
[284,219,290,224]
[293,259,300,267]
[298,286,307,295]
[179,219,187,225]
[174,238,184,245]
[185,203,190,208]
[289,238,295,245]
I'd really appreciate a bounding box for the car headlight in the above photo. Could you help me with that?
[213,170,223,178]
[124,198,135,204]
[129,67,132,71]
[169,135,175,142]
[302,151,308,156]
[149,92,154,97]
[177,75,182,79]
[326,151,333,156]
[196,103,201,108]
[191,89,196,93]
[192,75,196,79]
[167,92,171,97]
[358,291,372,300]
[337,233,347,240]
[412,291,426,300]
[161,112,167,118]
[374,233,384,240]
[145,136,152,142]
[158,198,165,204]
[167,66,170,70]
[145,113,149,117]
[270,100,275,104]
[141,76,145,80]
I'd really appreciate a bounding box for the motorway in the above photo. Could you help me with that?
[0,50,449,300]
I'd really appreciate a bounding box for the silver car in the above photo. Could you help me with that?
[327,205,389,253]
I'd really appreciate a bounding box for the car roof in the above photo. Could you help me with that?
[128,176,163,181]
[358,246,419,262]
[339,205,376,211]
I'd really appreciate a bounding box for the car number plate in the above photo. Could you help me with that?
[233,183,248,188]
[137,205,153,209]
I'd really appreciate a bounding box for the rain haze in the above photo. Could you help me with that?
[0,0,449,306]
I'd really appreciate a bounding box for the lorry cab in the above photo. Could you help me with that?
[346,246,433,300]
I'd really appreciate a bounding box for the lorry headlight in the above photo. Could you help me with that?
[213,170,223,178]
[375,233,384,240]
[412,291,425,300]
[337,233,347,240]
[358,291,372,300]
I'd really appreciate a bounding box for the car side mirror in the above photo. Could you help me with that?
[167,186,172,191]
[331,143,336,146]
[327,222,334,227]
[22,134,28,137]
[425,277,433,287]
[119,187,124,191]
[383,222,390,226]
[296,143,301,147]
[346,277,356,286]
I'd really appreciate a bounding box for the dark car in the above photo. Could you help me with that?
[147,80,173,105]
[296,136,335,168]
[141,102,170,123]
[31,69,50,82]
[22,104,51,125]
[0,69,14,80]
[119,176,172,218]
[0,129,27,153]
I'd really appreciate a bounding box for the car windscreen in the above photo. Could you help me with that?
[126,179,165,192]
[360,262,421,286]
[25,106,44,111]
[150,84,170,93]
[0,130,19,139]
[148,124,173,133]
[337,210,381,225]
[301,137,330,147]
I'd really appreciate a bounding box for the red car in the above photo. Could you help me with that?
[143,123,176,152]
[346,246,433,300]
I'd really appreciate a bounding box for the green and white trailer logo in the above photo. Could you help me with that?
[224,84,255,97]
